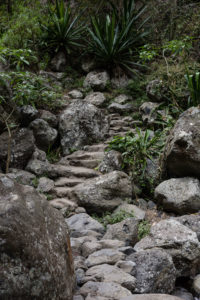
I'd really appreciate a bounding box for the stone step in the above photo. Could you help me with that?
[49,165,100,179]
[69,159,100,169]
[49,198,78,210]
[110,120,128,127]
[83,144,107,152]
[108,113,121,119]
[61,151,105,162]
[55,177,84,187]
[51,186,77,199]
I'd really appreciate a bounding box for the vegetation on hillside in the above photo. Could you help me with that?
[0,0,200,197]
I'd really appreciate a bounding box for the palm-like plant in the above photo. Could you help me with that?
[42,0,84,54]
[87,0,149,72]
[185,72,200,107]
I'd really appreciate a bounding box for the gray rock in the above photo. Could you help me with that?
[30,118,58,151]
[0,175,75,299]
[85,296,108,300]
[145,158,160,183]
[128,249,176,293]
[103,218,139,246]
[139,101,159,124]
[59,100,109,155]
[68,89,83,99]
[121,295,183,300]
[7,169,36,186]
[114,203,146,221]
[66,213,105,236]
[134,219,200,276]
[75,207,86,214]
[80,281,132,299]
[32,147,47,161]
[146,79,168,102]
[85,248,125,267]
[39,110,58,128]
[85,264,136,292]
[83,71,110,91]
[49,198,78,211]
[76,268,86,286]
[193,274,200,294]
[26,159,50,176]
[115,260,136,274]
[50,51,67,72]
[37,177,54,193]
[74,255,88,271]
[73,294,84,300]
[0,128,35,171]
[172,288,194,300]
[162,107,200,178]
[82,241,102,258]
[74,171,132,213]
[84,92,107,107]
[98,150,123,173]
[108,102,134,114]
[175,214,200,241]
[114,94,132,105]
[99,239,125,249]
[39,70,64,82]
[154,177,200,214]
[20,105,39,126]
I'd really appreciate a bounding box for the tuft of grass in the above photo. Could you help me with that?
[138,220,150,240]
[46,147,61,164]
[92,209,135,228]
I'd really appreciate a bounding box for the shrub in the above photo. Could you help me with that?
[87,0,149,73]
[41,0,85,55]
[0,71,62,109]
[107,128,165,188]
[0,47,37,70]
[0,2,45,51]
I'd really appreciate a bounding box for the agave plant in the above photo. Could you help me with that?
[185,72,200,107]
[42,0,85,54]
[87,0,149,72]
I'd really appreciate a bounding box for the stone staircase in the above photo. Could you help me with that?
[48,112,136,212]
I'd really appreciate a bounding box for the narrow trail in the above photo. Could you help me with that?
[48,110,141,299]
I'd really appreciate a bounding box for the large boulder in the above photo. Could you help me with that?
[134,219,200,277]
[74,171,132,213]
[30,118,58,151]
[83,71,110,91]
[154,177,200,214]
[0,128,35,171]
[127,249,176,293]
[162,107,200,178]
[59,100,109,156]
[0,175,75,299]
